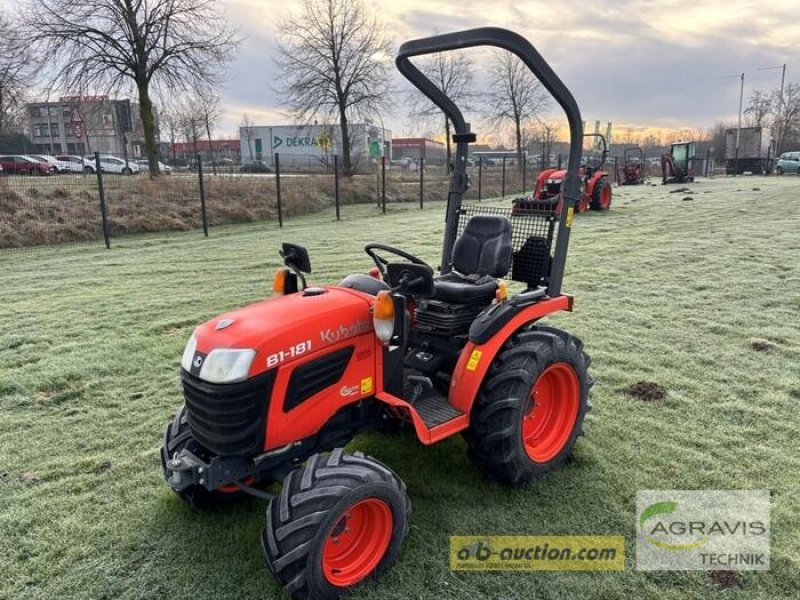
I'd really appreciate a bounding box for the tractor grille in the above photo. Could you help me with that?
[457,205,557,289]
[182,369,275,457]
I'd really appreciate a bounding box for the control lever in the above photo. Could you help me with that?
[406,375,433,404]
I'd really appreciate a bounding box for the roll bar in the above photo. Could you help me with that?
[396,27,583,297]
[584,132,609,170]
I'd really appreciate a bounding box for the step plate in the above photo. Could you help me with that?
[413,391,464,429]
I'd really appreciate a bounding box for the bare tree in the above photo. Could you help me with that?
[28,0,237,176]
[744,89,772,127]
[0,11,35,138]
[484,51,550,168]
[407,52,474,167]
[275,0,392,176]
[707,121,733,163]
[194,86,221,171]
[773,82,800,153]
[158,99,184,164]
[240,114,256,163]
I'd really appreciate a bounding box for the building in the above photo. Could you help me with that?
[391,138,446,165]
[240,123,390,172]
[25,96,155,158]
[168,139,241,164]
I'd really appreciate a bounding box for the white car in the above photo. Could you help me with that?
[30,154,73,173]
[135,159,172,174]
[96,156,140,175]
[56,155,96,173]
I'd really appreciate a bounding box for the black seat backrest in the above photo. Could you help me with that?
[452,215,512,278]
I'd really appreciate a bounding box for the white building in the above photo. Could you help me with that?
[239,123,390,172]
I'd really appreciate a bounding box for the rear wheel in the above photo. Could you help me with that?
[463,326,592,484]
[590,179,612,210]
[160,406,253,511]
[263,449,410,600]
[84,166,94,174]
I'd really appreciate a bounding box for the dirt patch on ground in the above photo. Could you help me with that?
[92,462,112,475]
[709,570,743,590]
[749,338,777,353]
[620,381,667,401]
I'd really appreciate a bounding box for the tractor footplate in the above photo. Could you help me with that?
[411,389,463,428]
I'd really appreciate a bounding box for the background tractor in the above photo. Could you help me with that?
[513,132,612,215]
[662,141,696,184]
[617,146,645,185]
[161,28,593,600]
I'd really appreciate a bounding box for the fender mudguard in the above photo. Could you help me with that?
[447,294,572,414]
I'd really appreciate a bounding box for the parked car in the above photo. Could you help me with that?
[93,155,140,175]
[776,151,800,175]
[56,155,96,173]
[0,154,54,175]
[135,159,172,174]
[30,154,73,173]
[240,160,272,173]
[209,158,236,168]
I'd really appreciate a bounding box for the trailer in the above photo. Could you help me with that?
[725,127,774,175]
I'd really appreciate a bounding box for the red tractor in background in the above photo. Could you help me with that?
[617,146,645,185]
[513,132,612,216]
[662,141,696,184]
[161,28,594,600]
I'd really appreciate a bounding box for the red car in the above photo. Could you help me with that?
[0,154,54,175]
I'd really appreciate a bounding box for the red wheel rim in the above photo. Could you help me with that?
[600,185,611,209]
[322,498,393,587]
[522,362,580,463]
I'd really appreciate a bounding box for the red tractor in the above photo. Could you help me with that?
[161,28,593,600]
[618,146,645,185]
[513,132,611,216]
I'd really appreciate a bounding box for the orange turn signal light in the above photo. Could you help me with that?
[373,290,395,344]
[496,279,508,302]
[273,268,288,294]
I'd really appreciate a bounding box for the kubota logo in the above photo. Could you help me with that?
[320,320,371,344]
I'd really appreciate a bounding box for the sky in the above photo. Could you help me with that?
[5,0,798,141]
[219,0,796,140]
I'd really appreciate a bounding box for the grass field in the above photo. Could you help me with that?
[1,176,799,599]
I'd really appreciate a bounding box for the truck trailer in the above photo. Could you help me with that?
[725,127,775,175]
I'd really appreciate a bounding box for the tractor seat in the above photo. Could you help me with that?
[433,215,512,303]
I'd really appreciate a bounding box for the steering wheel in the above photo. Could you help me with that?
[364,243,432,280]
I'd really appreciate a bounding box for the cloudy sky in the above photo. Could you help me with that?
[219,0,795,138]
[6,0,797,140]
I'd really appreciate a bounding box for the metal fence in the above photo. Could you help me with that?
[0,152,539,251]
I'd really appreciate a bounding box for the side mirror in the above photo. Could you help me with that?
[280,243,311,273]
[386,263,434,297]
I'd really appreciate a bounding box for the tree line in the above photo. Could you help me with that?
[1,0,797,179]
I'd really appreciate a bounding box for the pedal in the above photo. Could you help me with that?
[406,375,433,404]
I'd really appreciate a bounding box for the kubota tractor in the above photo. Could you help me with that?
[513,132,612,215]
[662,141,696,184]
[618,146,645,185]
[161,28,593,600]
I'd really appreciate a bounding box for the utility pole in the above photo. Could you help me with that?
[721,73,745,175]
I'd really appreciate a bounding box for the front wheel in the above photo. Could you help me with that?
[122,167,132,175]
[776,166,783,175]
[84,166,95,174]
[263,449,410,600]
[463,326,592,484]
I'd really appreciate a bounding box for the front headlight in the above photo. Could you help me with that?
[199,348,257,384]
[180,333,198,371]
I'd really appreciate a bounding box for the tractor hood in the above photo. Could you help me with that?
[185,287,373,381]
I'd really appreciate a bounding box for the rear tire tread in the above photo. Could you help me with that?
[463,325,592,485]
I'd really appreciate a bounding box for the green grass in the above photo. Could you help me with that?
[1,177,799,599]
